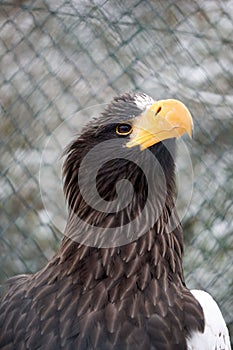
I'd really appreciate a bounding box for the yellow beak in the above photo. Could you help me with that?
[126,99,193,150]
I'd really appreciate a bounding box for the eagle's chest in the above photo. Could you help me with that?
[0,268,203,350]
[29,276,200,350]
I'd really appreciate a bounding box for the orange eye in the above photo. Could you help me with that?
[116,124,132,136]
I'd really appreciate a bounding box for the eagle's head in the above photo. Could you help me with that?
[63,92,193,247]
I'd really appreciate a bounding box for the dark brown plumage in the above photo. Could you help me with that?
[0,92,204,350]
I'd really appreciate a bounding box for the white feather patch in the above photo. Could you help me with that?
[134,93,154,110]
[187,289,231,350]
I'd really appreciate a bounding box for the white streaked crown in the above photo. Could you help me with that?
[134,93,154,110]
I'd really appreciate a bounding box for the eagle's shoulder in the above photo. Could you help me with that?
[187,289,231,350]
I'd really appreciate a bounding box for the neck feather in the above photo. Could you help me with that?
[58,138,184,287]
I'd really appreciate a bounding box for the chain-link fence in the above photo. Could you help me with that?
[1,0,233,344]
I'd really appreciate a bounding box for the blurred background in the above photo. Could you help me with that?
[0,0,232,344]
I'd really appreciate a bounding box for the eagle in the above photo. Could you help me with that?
[0,92,231,350]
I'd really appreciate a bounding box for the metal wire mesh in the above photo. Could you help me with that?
[0,0,233,344]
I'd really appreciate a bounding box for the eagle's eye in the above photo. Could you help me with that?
[116,123,132,136]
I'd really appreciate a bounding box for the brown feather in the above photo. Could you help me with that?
[0,93,205,350]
